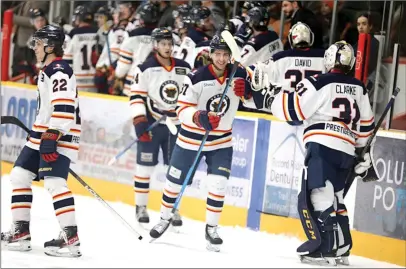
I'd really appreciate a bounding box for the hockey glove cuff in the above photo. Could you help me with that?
[133,115,152,142]
[232,78,247,97]
[193,110,221,131]
[40,129,62,163]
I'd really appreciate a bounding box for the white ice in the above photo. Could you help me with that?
[1,175,401,268]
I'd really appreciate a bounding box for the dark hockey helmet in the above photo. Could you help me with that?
[95,6,114,21]
[29,8,46,19]
[72,5,94,24]
[172,4,192,19]
[191,6,211,22]
[28,25,65,61]
[138,3,159,25]
[242,1,265,11]
[246,6,269,29]
[209,34,231,54]
[152,27,173,41]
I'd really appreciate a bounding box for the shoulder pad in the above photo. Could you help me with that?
[306,73,364,91]
[69,26,98,38]
[43,60,73,78]
[129,27,153,37]
[174,58,191,70]
[247,30,279,51]
[138,56,159,72]
[187,65,213,85]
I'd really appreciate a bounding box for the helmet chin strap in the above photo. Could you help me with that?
[42,46,50,63]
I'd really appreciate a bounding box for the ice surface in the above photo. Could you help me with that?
[1,175,401,268]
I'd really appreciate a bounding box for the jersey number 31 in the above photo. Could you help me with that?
[332,98,360,131]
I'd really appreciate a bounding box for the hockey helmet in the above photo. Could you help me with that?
[209,34,231,54]
[152,27,173,43]
[72,5,93,24]
[246,6,269,30]
[172,4,192,19]
[288,22,314,49]
[95,6,114,21]
[28,25,65,62]
[324,41,355,74]
[242,1,265,11]
[191,6,211,23]
[29,8,46,20]
[138,3,159,25]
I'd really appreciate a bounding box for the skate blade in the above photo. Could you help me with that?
[336,256,350,266]
[44,246,82,258]
[206,241,221,252]
[299,255,337,266]
[2,240,32,252]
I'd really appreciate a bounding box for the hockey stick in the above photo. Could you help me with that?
[343,87,400,197]
[107,115,167,166]
[0,116,144,240]
[170,30,242,215]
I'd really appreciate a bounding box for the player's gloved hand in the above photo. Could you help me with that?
[193,110,221,131]
[133,115,152,142]
[251,63,269,91]
[354,152,379,182]
[232,78,246,97]
[40,129,62,163]
[251,84,282,110]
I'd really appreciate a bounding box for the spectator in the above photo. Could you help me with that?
[267,1,291,46]
[353,12,380,77]
[201,0,226,31]
[281,0,324,49]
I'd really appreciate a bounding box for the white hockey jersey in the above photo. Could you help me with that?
[240,30,283,66]
[27,58,81,162]
[271,72,375,156]
[264,48,325,91]
[174,27,210,68]
[176,64,253,151]
[63,26,99,92]
[130,55,191,125]
[116,27,154,94]
[96,27,126,69]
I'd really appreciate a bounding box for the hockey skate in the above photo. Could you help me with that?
[205,224,222,252]
[149,218,171,242]
[1,221,31,251]
[44,226,81,258]
[171,209,183,227]
[299,252,337,266]
[336,250,350,266]
[136,205,150,224]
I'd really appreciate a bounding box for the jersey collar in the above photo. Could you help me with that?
[154,54,175,72]
[208,64,228,85]
[42,57,63,71]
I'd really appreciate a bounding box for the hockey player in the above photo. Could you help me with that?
[149,34,253,252]
[129,27,191,226]
[252,22,325,93]
[63,5,99,92]
[251,41,375,266]
[1,25,82,257]
[174,6,212,68]
[112,2,159,95]
[238,6,283,66]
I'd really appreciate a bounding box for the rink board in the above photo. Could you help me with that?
[1,81,405,267]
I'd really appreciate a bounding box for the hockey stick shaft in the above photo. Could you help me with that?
[107,115,166,166]
[171,62,240,214]
[343,87,400,197]
[1,116,143,240]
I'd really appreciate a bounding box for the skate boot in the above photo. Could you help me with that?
[149,218,171,242]
[336,250,350,265]
[205,224,222,252]
[44,226,81,257]
[299,251,337,266]
[171,209,183,227]
[136,205,150,224]
[1,221,31,251]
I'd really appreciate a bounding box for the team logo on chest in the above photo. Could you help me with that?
[206,94,230,116]
[160,80,179,105]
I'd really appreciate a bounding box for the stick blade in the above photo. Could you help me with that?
[165,116,178,135]
[107,157,117,166]
[221,30,241,63]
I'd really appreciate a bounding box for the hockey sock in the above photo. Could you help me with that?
[134,165,154,206]
[335,190,352,255]
[45,177,77,227]
[160,180,182,220]
[10,167,35,222]
[206,175,227,226]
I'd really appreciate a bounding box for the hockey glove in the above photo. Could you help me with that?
[354,151,379,182]
[251,63,269,91]
[133,115,152,142]
[40,129,62,163]
[193,111,221,131]
[232,78,247,97]
[251,84,282,110]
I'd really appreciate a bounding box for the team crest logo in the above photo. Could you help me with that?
[206,94,230,116]
[160,80,179,105]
